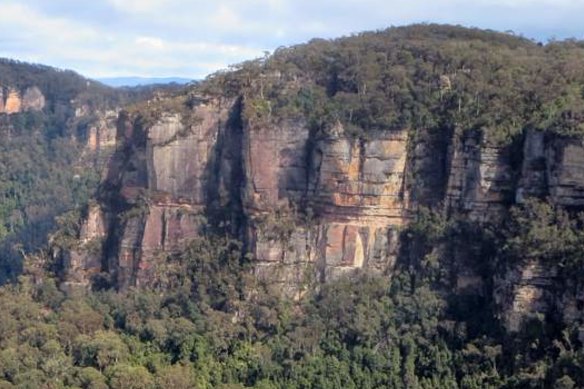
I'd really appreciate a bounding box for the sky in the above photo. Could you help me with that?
[0,0,583,80]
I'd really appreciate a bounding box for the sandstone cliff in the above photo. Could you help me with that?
[60,90,584,333]
[0,86,46,114]
[62,96,411,296]
[59,26,584,333]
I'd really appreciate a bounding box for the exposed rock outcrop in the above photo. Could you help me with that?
[81,98,234,289]
[517,130,584,206]
[64,97,411,295]
[494,260,557,331]
[22,86,45,111]
[247,125,408,295]
[62,93,584,330]
[4,88,22,114]
[445,130,515,220]
[59,204,108,292]
[81,109,120,175]
[0,86,46,114]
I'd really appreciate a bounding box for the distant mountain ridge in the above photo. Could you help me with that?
[96,76,193,87]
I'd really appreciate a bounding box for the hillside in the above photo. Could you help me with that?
[2,24,584,388]
[0,59,171,283]
[64,24,584,304]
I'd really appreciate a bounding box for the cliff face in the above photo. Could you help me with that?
[0,58,180,285]
[245,122,409,295]
[62,92,584,331]
[62,98,235,290]
[58,23,584,333]
[495,133,584,331]
[0,86,45,114]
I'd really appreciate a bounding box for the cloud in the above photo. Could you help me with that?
[0,0,582,78]
[212,5,243,28]
[106,0,167,14]
[135,36,166,50]
[473,0,579,6]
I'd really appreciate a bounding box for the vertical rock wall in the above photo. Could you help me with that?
[495,132,584,331]
[4,88,22,114]
[0,86,46,114]
[243,119,409,296]
[62,93,584,330]
[90,99,233,289]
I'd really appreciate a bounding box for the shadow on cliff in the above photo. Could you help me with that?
[88,110,150,289]
[204,97,247,239]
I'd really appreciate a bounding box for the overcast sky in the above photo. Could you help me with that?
[0,0,582,79]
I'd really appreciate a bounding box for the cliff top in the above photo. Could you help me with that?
[182,24,584,144]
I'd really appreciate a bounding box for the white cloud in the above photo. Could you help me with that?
[0,0,583,78]
[212,5,243,27]
[473,0,579,5]
[136,36,165,50]
[106,0,167,14]
[0,2,100,45]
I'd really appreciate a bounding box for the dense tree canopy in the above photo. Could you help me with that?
[2,204,584,389]
[204,24,584,143]
[2,25,584,388]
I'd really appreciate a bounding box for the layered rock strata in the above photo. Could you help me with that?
[0,86,46,114]
[63,95,584,329]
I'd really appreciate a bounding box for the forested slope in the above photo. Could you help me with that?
[2,24,584,388]
[0,59,175,282]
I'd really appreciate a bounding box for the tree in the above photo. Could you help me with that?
[107,364,154,389]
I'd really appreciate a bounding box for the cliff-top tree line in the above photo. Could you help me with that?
[203,24,584,144]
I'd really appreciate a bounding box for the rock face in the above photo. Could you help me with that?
[4,88,22,114]
[494,261,557,331]
[444,130,515,220]
[81,109,120,174]
[0,86,46,114]
[246,125,408,295]
[22,86,45,111]
[494,132,584,331]
[65,97,411,295]
[77,98,235,290]
[63,94,584,328]
[59,204,108,292]
[517,130,584,206]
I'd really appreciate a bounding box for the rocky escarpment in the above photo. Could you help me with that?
[495,133,584,331]
[246,121,409,294]
[0,86,46,114]
[56,24,584,333]
[62,96,412,296]
[61,98,234,290]
[62,92,584,332]
[0,58,178,285]
[76,106,120,174]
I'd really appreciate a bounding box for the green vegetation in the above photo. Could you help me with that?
[0,59,171,283]
[3,25,584,388]
[204,24,584,143]
[4,196,584,388]
[0,58,161,111]
[0,113,100,282]
[502,198,584,273]
[2,207,584,389]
